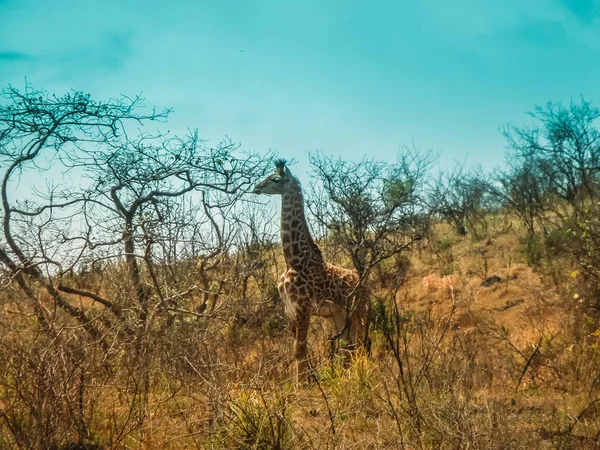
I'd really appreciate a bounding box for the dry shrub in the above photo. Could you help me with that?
[2,219,600,449]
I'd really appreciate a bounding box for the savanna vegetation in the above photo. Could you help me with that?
[0,85,599,449]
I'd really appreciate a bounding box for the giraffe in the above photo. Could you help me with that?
[253,159,369,381]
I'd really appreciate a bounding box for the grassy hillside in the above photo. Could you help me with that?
[1,215,599,449]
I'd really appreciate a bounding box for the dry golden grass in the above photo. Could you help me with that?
[1,218,599,449]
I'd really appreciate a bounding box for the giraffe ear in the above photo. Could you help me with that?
[284,166,293,178]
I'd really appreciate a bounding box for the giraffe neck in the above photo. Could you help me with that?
[280,181,324,271]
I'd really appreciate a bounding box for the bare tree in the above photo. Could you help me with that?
[306,148,431,281]
[72,132,266,328]
[504,98,600,207]
[488,158,551,236]
[0,84,270,339]
[0,85,170,341]
[500,98,600,297]
[429,163,489,236]
[0,84,275,445]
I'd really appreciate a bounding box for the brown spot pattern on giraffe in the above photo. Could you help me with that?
[253,161,369,382]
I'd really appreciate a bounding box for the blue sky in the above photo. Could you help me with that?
[1,0,600,180]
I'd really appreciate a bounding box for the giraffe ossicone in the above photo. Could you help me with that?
[253,159,369,382]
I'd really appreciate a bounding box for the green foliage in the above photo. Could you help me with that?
[214,389,292,450]
[544,227,571,256]
[435,236,453,251]
[369,297,388,333]
[383,176,414,208]
[521,234,545,267]
[261,312,287,337]
[440,264,458,277]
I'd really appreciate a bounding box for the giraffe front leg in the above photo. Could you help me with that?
[278,273,297,336]
[288,320,297,336]
[294,302,311,383]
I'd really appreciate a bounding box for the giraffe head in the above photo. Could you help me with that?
[252,159,296,195]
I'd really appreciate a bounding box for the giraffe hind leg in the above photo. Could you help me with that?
[327,305,359,370]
